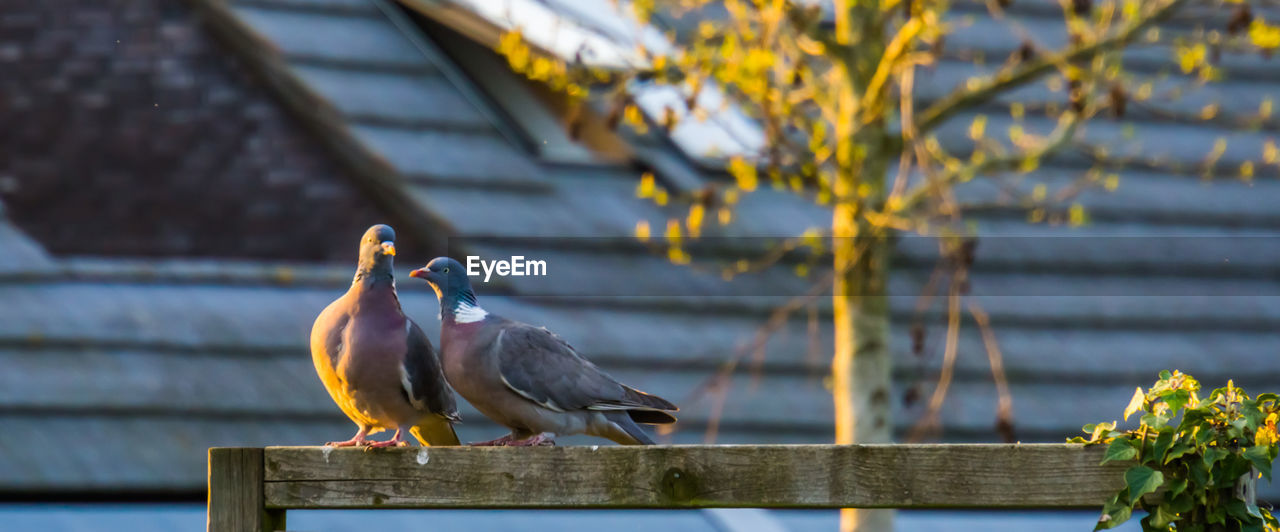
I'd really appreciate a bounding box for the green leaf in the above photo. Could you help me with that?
[1168,490,1195,513]
[1180,409,1212,433]
[1243,445,1273,481]
[1167,476,1189,498]
[1124,387,1146,421]
[1242,399,1267,428]
[1165,442,1194,464]
[1208,502,1227,524]
[1150,500,1179,528]
[1102,438,1138,465]
[1066,436,1089,444]
[1190,458,1210,486]
[1194,424,1216,447]
[1241,519,1265,532]
[1153,430,1175,463]
[1089,421,1118,443]
[1228,419,1249,440]
[1141,412,1170,430]
[1160,370,1172,381]
[1226,498,1251,520]
[1203,446,1230,468]
[1125,465,1165,502]
[1094,490,1133,531]
[1164,389,1192,414]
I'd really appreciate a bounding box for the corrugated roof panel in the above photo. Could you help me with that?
[351,125,547,183]
[290,65,492,129]
[231,5,430,67]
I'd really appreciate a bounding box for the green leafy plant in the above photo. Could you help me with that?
[1070,371,1280,531]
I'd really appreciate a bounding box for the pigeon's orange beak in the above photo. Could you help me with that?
[409,268,426,279]
[379,242,396,256]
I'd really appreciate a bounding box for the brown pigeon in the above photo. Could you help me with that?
[409,257,677,446]
[310,225,460,447]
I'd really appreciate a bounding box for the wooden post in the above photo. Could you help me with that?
[208,447,287,532]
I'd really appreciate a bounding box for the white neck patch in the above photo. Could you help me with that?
[453,301,489,324]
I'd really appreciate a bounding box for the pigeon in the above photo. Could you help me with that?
[409,257,677,446]
[309,225,460,447]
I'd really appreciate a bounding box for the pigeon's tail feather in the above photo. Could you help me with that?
[604,411,657,445]
[622,386,679,412]
[410,416,461,446]
[628,409,677,424]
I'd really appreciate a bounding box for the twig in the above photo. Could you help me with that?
[914,0,1188,134]
[896,110,1083,216]
[907,262,965,441]
[968,300,1016,443]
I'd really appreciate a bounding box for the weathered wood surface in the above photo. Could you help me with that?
[260,444,1123,510]
[208,448,286,532]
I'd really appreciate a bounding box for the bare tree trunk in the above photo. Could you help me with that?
[831,217,893,532]
[830,0,891,527]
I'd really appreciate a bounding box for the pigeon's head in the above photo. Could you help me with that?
[358,224,397,268]
[409,257,471,300]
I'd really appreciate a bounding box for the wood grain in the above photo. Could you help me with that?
[208,448,286,532]
[261,444,1124,509]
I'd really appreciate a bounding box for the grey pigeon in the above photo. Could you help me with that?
[409,257,677,446]
[310,225,460,447]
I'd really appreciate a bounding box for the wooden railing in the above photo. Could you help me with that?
[207,444,1123,531]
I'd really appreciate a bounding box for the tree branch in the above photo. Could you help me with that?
[913,0,1188,135]
[895,111,1082,215]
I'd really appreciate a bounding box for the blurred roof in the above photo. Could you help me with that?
[0,0,1277,507]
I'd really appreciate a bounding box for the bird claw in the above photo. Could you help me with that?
[469,434,516,447]
[325,438,369,447]
[364,439,408,450]
[506,433,556,447]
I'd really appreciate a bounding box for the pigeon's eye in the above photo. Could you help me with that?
[443,267,449,273]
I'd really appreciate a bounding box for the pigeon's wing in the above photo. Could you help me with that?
[493,323,676,414]
[402,319,460,420]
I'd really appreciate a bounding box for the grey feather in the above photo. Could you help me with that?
[403,320,460,421]
[493,322,677,416]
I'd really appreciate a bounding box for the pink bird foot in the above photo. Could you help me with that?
[469,434,516,447]
[506,433,556,447]
[326,430,370,447]
[364,430,408,449]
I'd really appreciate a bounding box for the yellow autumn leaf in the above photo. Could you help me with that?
[667,246,691,264]
[634,220,651,241]
[1250,18,1280,49]
[636,172,655,198]
[728,157,758,192]
[1104,173,1120,192]
[686,204,705,237]
[1069,203,1088,226]
[717,207,732,225]
[968,115,988,141]
[1123,387,1145,421]
[664,219,681,244]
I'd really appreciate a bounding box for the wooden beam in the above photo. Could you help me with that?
[261,444,1124,510]
[208,448,286,532]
